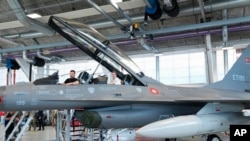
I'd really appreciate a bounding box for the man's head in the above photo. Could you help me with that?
[111,71,117,79]
[69,70,76,78]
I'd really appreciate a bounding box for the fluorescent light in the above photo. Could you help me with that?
[110,0,123,8]
[27,13,42,19]
[222,46,234,50]
[111,0,122,3]
[154,53,163,56]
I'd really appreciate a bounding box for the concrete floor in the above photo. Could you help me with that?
[0,123,229,141]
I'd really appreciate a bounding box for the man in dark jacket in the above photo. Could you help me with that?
[5,112,15,139]
[37,110,44,130]
[64,70,80,85]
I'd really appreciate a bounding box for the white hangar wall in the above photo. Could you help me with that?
[0,47,243,86]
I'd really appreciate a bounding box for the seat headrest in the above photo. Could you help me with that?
[78,71,89,81]
[33,71,59,85]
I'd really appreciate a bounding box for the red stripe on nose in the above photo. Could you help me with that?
[0,96,3,104]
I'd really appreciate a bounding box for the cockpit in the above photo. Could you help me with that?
[46,16,147,86]
[33,68,136,86]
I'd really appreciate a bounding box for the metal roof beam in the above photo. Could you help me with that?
[1,0,250,31]
[2,15,250,53]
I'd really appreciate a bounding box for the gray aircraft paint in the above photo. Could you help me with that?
[1,16,250,134]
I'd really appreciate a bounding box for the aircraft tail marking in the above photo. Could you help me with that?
[205,45,250,91]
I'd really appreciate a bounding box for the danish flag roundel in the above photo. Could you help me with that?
[149,87,159,95]
[245,57,250,63]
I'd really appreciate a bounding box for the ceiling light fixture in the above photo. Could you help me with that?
[222,46,234,50]
[27,13,42,19]
[110,0,123,8]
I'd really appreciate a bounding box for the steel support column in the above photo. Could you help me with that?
[0,53,2,65]
[222,9,229,74]
[205,34,217,84]
[65,110,71,141]
[156,55,160,81]
[15,58,34,81]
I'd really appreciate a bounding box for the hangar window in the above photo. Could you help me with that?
[159,51,206,85]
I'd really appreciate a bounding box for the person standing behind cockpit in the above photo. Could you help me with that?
[108,71,121,85]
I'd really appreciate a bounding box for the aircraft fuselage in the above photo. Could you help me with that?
[0,82,183,111]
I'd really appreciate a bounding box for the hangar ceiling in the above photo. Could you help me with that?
[0,0,250,62]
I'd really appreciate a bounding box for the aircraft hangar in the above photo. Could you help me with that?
[0,0,250,141]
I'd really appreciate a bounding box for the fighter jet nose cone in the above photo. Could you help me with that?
[0,86,5,108]
[0,86,5,101]
[0,96,3,104]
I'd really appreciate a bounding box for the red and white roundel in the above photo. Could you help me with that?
[149,87,159,95]
[245,57,250,63]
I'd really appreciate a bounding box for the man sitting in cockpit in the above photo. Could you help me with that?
[64,70,80,85]
[108,71,121,85]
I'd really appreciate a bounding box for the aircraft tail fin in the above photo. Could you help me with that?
[205,45,250,92]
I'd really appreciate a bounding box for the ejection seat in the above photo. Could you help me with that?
[78,71,107,84]
[33,71,59,85]
[92,75,107,84]
[78,71,90,84]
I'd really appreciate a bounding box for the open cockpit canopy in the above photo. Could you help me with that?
[48,16,146,86]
